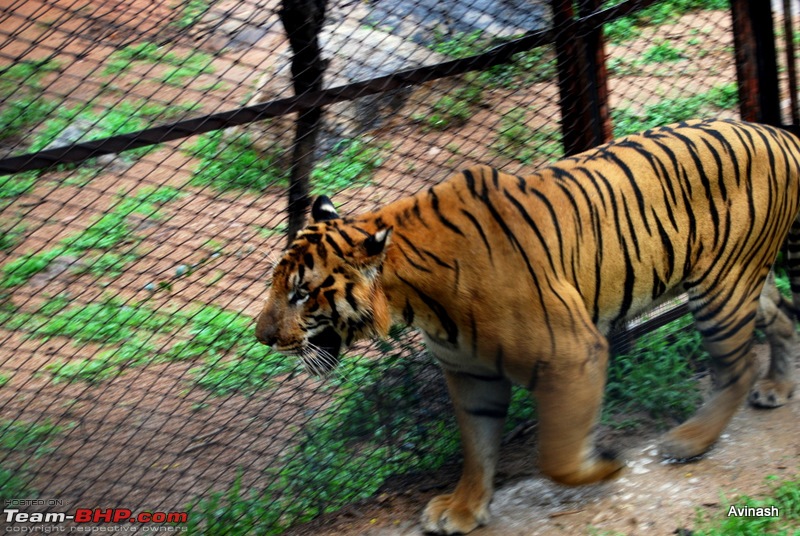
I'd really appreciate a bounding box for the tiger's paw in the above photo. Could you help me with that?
[749,379,795,408]
[421,493,489,535]
[659,424,712,462]
[545,450,625,486]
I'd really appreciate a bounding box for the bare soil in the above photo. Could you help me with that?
[0,2,797,535]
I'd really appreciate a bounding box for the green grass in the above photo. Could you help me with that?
[0,98,59,142]
[0,185,183,288]
[0,173,39,207]
[311,139,385,195]
[0,172,37,197]
[613,82,738,137]
[0,419,63,499]
[693,476,800,535]
[431,29,487,58]
[187,131,288,192]
[605,314,704,425]
[0,248,69,288]
[641,40,686,64]
[424,32,558,130]
[417,76,485,131]
[488,45,558,87]
[252,223,288,239]
[187,326,543,535]
[0,59,60,143]
[4,295,170,383]
[188,132,384,195]
[177,305,296,395]
[103,42,214,81]
[26,296,176,344]
[426,31,548,132]
[493,109,562,164]
[46,342,158,384]
[0,59,60,98]
[188,335,460,535]
[8,293,287,389]
[20,98,200,178]
[604,0,729,43]
[29,101,169,155]
[175,0,212,29]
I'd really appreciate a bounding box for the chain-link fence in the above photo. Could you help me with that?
[0,0,796,534]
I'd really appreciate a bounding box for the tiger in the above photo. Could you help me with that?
[255,119,800,534]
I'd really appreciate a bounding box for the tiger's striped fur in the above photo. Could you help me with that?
[255,119,800,534]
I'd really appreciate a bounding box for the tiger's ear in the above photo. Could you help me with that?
[312,195,339,222]
[350,227,393,275]
[364,227,392,257]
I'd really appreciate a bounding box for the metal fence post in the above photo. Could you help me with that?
[730,0,781,124]
[552,0,612,156]
[279,0,328,245]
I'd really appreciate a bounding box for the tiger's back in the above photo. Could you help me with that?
[436,119,800,336]
[382,120,800,377]
[255,119,800,534]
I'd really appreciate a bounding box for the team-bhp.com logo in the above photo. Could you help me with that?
[4,507,188,525]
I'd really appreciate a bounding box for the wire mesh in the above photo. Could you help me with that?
[0,0,787,533]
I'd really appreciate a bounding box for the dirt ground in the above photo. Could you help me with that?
[0,1,798,535]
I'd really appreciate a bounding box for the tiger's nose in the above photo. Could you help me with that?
[255,326,276,346]
[255,309,278,346]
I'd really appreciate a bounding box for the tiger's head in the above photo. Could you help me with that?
[255,196,393,375]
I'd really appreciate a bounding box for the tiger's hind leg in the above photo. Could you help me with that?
[750,272,798,408]
[751,219,800,408]
[660,277,760,460]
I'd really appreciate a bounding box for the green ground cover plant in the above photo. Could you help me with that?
[493,109,562,164]
[186,307,707,535]
[311,139,386,194]
[431,30,557,87]
[605,0,729,43]
[423,77,486,131]
[188,132,384,195]
[175,0,212,29]
[605,314,704,426]
[28,100,185,156]
[187,131,288,192]
[7,293,286,388]
[0,185,183,288]
[613,82,738,137]
[0,58,60,143]
[0,173,38,208]
[0,419,64,499]
[422,32,557,131]
[693,476,800,535]
[641,40,686,64]
[102,41,214,84]
[187,334,462,535]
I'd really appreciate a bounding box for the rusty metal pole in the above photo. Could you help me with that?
[552,0,612,156]
[730,0,781,124]
[578,0,612,143]
[280,0,328,245]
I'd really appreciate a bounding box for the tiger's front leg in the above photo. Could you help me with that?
[421,369,512,535]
